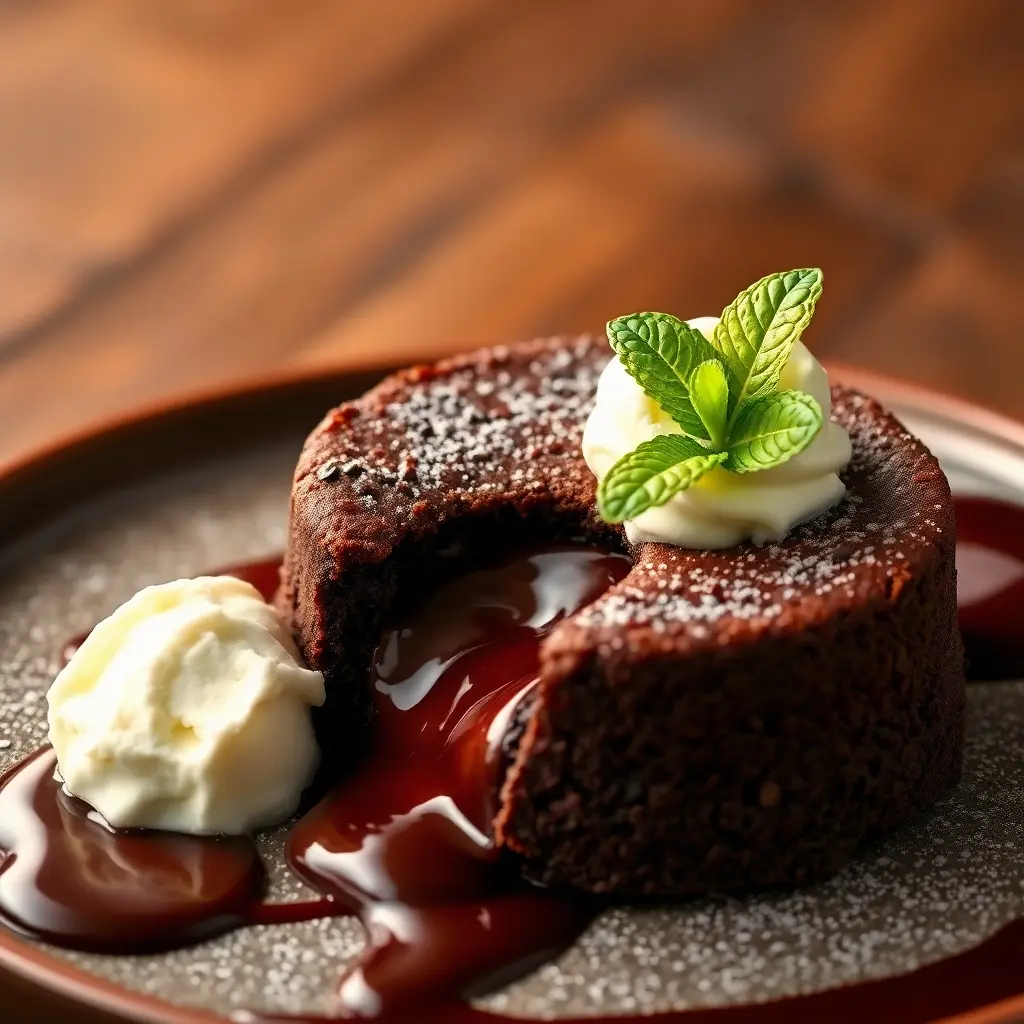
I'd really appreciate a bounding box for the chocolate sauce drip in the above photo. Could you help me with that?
[0,748,265,952]
[955,497,1024,679]
[0,495,1023,1020]
[0,545,628,1014]
[285,545,629,1017]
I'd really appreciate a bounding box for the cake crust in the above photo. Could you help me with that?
[279,335,964,895]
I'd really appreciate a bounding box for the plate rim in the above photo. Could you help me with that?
[1,360,1023,1024]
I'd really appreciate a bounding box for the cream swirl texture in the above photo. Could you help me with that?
[47,576,325,835]
[582,316,852,548]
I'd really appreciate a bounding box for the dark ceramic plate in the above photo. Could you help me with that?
[0,365,1023,1024]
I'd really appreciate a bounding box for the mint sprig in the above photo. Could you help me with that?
[714,268,823,414]
[724,390,823,474]
[606,312,718,441]
[688,359,729,450]
[599,436,726,522]
[596,268,826,525]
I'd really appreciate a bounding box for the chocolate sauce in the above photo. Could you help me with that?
[2,496,1024,1020]
[955,497,1024,679]
[0,544,628,1014]
[0,747,265,952]
[285,545,629,1017]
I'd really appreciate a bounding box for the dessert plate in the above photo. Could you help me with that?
[0,364,1022,1024]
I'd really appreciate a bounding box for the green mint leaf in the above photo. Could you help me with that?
[598,434,727,523]
[607,312,718,440]
[724,390,823,474]
[713,268,823,415]
[688,359,729,451]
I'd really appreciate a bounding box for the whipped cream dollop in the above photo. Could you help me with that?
[583,316,853,548]
[47,576,325,835]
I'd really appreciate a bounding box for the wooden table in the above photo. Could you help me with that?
[0,0,1021,464]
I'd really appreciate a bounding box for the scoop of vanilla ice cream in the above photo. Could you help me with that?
[583,316,853,548]
[47,576,325,835]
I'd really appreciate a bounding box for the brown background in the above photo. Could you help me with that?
[0,0,1021,463]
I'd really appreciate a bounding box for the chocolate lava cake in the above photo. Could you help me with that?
[278,335,964,895]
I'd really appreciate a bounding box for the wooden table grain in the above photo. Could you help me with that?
[0,0,1021,461]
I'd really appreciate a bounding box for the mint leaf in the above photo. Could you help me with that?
[607,312,718,440]
[598,434,726,523]
[724,390,823,474]
[688,359,729,450]
[713,268,823,415]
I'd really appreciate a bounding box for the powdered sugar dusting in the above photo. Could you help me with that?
[307,338,605,511]
[575,388,949,637]
[304,341,950,645]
